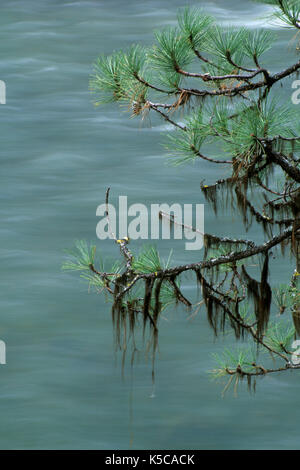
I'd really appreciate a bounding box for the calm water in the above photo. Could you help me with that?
[0,0,300,450]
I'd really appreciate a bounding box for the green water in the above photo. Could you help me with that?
[0,0,300,450]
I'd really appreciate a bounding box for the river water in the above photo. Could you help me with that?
[1,0,300,450]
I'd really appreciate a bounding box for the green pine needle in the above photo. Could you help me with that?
[264,321,295,353]
[206,26,249,63]
[244,29,276,60]
[149,27,194,73]
[90,52,127,104]
[132,245,172,274]
[177,7,214,51]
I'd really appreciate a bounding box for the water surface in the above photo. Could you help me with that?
[0,0,299,450]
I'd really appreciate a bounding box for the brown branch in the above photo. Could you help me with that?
[201,275,289,362]
[177,67,264,82]
[105,188,134,270]
[268,150,300,183]
[190,144,233,165]
[147,101,186,130]
[133,73,172,95]
[178,60,300,98]
[225,363,296,377]
[113,227,294,284]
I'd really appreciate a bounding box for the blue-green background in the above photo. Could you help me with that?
[0,0,299,449]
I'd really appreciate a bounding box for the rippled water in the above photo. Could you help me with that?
[0,0,300,450]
